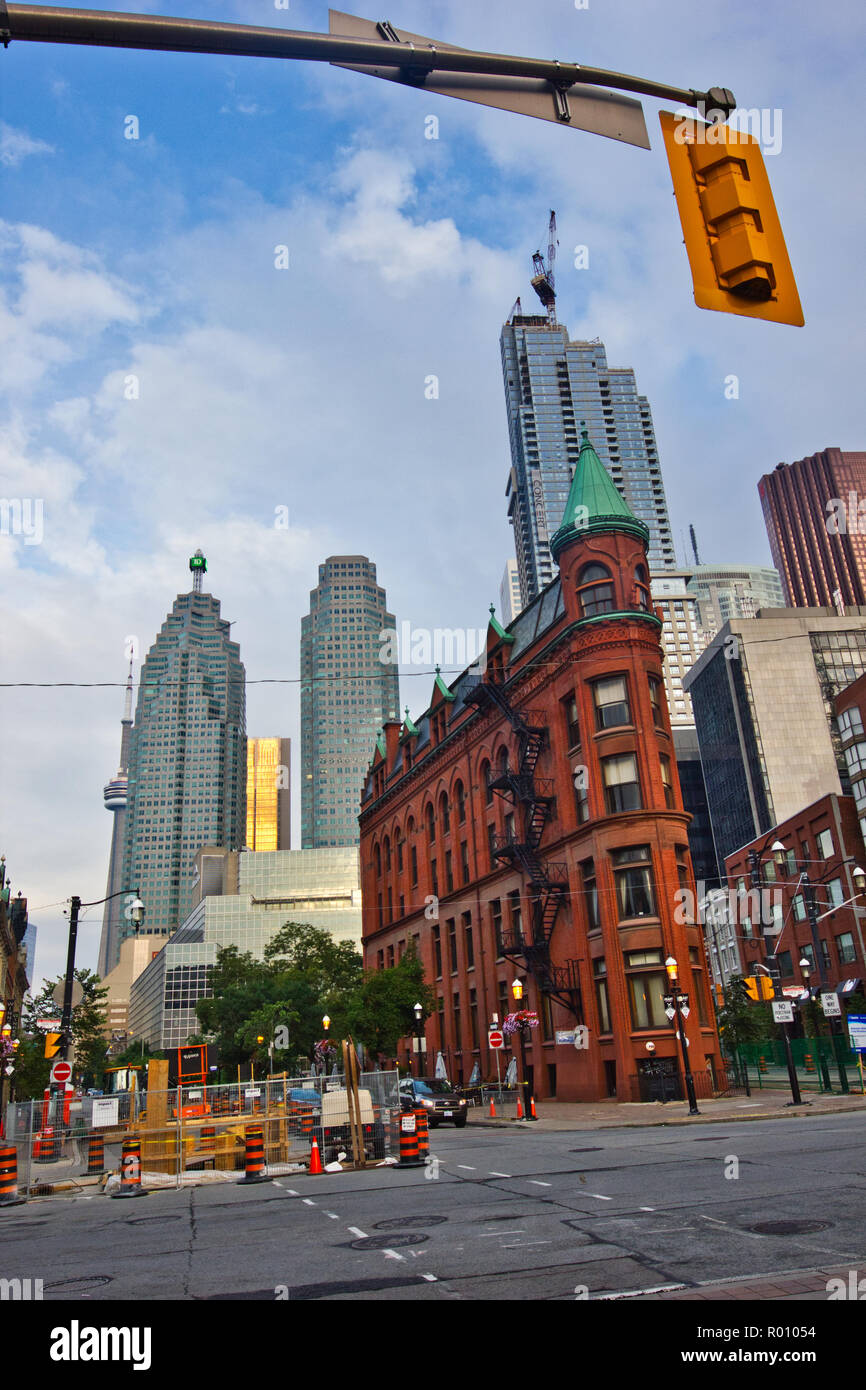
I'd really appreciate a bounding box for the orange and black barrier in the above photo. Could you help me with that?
[396,1111,425,1168]
[84,1133,105,1176]
[415,1108,429,1163]
[201,1126,216,1151]
[0,1145,25,1207]
[238,1125,272,1184]
[33,1127,59,1163]
[112,1137,148,1199]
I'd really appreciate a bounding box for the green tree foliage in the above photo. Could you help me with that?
[14,969,109,1095]
[341,943,435,1062]
[716,976,772,1057]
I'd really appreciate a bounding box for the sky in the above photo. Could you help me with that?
[2,0,865,986]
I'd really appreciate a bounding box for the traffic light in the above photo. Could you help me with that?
[744,976,775,1002]
[659,112,803,326]
[44,1032,62,1059]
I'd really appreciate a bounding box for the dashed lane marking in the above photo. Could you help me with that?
[488,1171,511,1178]
[421,1274,438,1282]
[528,1180,551,1187]
[324,1212,339,1219]
[587,1193,612,1201]
[302,1198,316,1206]
[348,1226,368,1239]
[458,1165,476,1170]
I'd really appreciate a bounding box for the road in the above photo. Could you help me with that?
[3,1111,866,1301]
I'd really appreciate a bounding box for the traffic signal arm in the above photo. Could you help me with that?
[659,112,803,326]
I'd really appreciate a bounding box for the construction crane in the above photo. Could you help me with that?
[507,296,522,323]
[530,211,558,321]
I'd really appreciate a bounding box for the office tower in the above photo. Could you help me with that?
[687,563,785,637]
[122,551,246,952]
[97,660,134,978]
[685,607,866,864]
[502,314,675,607]
[650,569,708,727]
[246,737,291,850]
[360,429,722,1101]
[759,447,866,607]
[301,555,400,848]
[499,559,522,625]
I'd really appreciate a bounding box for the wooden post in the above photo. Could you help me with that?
[343,1037,366,1170]
[141,1058,173,1173]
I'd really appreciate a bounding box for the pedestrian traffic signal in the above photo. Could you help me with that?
[743,976,775,1002]
[659,112,803,326]
[44,1032,62,1059]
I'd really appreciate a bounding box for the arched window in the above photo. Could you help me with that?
[374,843,381,877]
[426,802,436,843]
[455,779,466,823]
[439,791,450,835]
[481,760,493,807]
[384,835,391,872]
[498,745,509,778]
[634,565,651,612]
[577,563,616,618]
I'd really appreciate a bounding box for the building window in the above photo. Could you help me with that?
[836,931,857,964]
[456,780,466,823]
[440,793,451,836]
[469,988,479,1049]
[592,676,631,730]
[602,752,642,813]
[816,828,834,859]
[626,965,668,1030]
[463,913,474,970]
[487,824,497,869]
[648,675,665,730]
[426,803,435,843]
[581,859,600,931]
[448,918,458,974]
[826,878,844,908]
[577,563,616,618]
[837,706,864,742]
[430,858,438,897]
[386,945,394,968]
[410,845,418,887]
[776,950,793,977]
[491,899,504,958]
[460,840,469,884]
[593,958,611,1033]
[562,693,581,749]
[452,991,462,1052]
[660,755,675,809]
[792,894,807,921]
[433,925,442,978]
[445,850,454,894]
[633,566,651,611]
[612,846,656,919]
[483,762,493,807]
[497,979,510,1025]
[509,890,523,944]
[575,771,590,824]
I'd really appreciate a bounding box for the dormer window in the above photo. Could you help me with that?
[634,565,651,612]
[577,563,616,618]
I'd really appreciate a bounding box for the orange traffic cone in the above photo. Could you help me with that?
[516,1094,524,1119]
[308,1135,324,1175]
[529,1096,538,1120]
[488,1097,497,1118]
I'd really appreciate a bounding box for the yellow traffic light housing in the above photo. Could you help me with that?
[659,112,803,326]
[743,977,759,1002]
[44,1032,62,1059]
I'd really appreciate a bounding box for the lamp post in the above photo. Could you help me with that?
[798,957,833,1094]
[511,979,537,1120]
[799,861,865,1094]
[664,957,700,1116]
[321,1015,330,1078]
[413,1002,424,1077]
[746,840,803,1106]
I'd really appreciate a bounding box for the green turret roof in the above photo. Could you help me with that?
[433,665,456,702]
[488,603,515,644]
[550,425,650,561]
[403,705,419,737]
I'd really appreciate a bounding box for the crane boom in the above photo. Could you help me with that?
[530,210,558,321]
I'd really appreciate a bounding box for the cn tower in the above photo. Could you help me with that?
[97,658,135,978]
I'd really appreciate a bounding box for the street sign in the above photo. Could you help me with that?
[772,1000,795,1024]
[488,1029,504,1050]
[820,992,842,1018]
[555,1030,575,1046]
[52,980,85,1010]
[847,1015,866,1050]
[36,1018,61,1031]
[50,1060,72,1085]
[664,1006,676,1020]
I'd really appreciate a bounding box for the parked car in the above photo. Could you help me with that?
[399,1078,468,1128]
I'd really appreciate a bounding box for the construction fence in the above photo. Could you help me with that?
[2,1071,401,1199]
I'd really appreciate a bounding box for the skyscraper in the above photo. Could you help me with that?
[686,563,785,636]
[246,737,291,850]
[759,447,866,607]
[499,559,522,625]
[97,660,134,978]
[502,315,675,606]
[301,555,400,848]
[121,551,246,953]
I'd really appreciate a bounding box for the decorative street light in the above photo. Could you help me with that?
[510,978,537,1121]
[664,957,700,1116]
[798,957,832,1093]
[413,1002,424,1078]
[747,839,803,1107]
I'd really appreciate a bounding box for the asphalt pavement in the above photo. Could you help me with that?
[3,1108,866,1302]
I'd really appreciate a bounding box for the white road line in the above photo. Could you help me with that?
[479,1230,525,1237]
[302,1198,316,1206]
[501,1241,551,1249]
[639,1206,655,1212]
[489,1171,511,1178]
[700,1215,728,1226]
[285,1189,298,1196]
[273,1181,283,1188]
[458,1164,476,1170]
[587,1193,612,1201]
[529,1180,551,1187]
[383,1248,405,1261]
[348,1226,367,1238]
[324,1211,339,1219]
[421,1273,437,1282]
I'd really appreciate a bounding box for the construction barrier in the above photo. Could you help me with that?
[84,1133,105,1176]
[112,1138,147,1199]
[0,1144,25,1207]
[238,1126,272,1185]
[396,1111,425,1168]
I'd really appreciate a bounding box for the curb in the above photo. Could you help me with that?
[467,1100,866,1131]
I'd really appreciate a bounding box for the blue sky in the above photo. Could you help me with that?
[3,0,865,983]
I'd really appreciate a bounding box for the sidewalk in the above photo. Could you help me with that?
[468,1089,866,1131]
[633,1264,859,1301]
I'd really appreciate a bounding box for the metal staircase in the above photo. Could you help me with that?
[464,676,584,1021]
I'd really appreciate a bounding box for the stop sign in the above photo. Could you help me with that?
[50,1060,72,1085]
[488,1030,504,1050]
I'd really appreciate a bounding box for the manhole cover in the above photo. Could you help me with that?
[44,1275,113,1292]
[747,1219,830,1236]
[350,1233,429,1250]
[373,1215,447,1231]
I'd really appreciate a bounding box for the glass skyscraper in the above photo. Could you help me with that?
[246,737,291,851]
[121,552,246,949]
[301,555,400,848]
[502,315,676,605]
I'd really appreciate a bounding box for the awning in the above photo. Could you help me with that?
[836,978,862,995]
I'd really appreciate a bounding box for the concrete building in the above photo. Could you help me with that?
[759,447,866,607]
[98,661,135,977]
[122,551,246,955]
[300,555,400,848]
[684,608,866,865]
[687,564,785,638]
[246,737,291,850]
[101,934,162,1049]
[360,429,721,1103]
[128,847,362,1049]
[499,559,522,625]
[502,315,676,608]
[650,569,709,727]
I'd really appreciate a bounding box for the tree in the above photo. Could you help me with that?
[716,976,771,1059]
[341,943,435,1063]
[21,969,110,1092]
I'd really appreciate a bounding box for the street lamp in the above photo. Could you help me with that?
[413,1002,424,1078]
[511,978,537,1121]
[746,841,803,1107]
[665,957,700,1116]
[798,957,832,1093]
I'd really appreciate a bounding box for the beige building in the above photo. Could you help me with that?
[685,607,866,863]
[650,569,709,727]
[101,934,162,1049]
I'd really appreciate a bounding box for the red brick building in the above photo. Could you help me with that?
[359,431,722,1102]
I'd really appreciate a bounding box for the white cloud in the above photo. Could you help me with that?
[0,123,54,168]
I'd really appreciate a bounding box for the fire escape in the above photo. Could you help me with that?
[464,677,584,1020]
